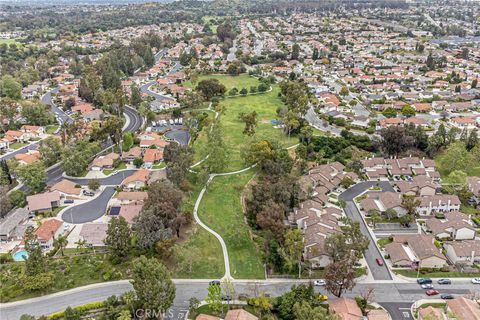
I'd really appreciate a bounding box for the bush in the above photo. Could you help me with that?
[48,301,105,319]
[9,190,27,208]
[0,253,13,263]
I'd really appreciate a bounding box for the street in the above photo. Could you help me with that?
[1,279,477,320]
[61,187,116,224]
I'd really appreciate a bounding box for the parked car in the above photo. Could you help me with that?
[83,190,95,197]
[417,278,433,285]
[314,280,326,286]
[421,283,434,289]
[441,294,454,300]
[472,278,480,284]
[64,199,74,204]
[376,258,384,266]
[425,289,439,296]
[437,279,451,285]
[209,280,220,286]
[221,294,232,301]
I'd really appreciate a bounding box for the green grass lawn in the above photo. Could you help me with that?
[0,254,129,302]
[152,162,166,169]
[103,162,127,176]
[193,84,297,172]
[198,171,264,279]
[377,238,393,249]
[184,74,261,91]
[9,142,28,150]
[46,125,59,134]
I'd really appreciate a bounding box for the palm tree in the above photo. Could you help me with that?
[75,239,86,253]
[54,235,68,256]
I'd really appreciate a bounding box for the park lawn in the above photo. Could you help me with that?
[0,253,130,302]
[46,125,59,134]
[192,85,297,172]
[9,142,28,150]
[198,171,265,279]
[184,74,261,91]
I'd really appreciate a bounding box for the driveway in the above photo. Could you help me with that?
[340,181,395,280]
[61,187,116,224]
[165,129,190,145]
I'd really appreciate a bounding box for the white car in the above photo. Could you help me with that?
[314,279,326,286]
[421,283,434,289]
[472,278,480,284]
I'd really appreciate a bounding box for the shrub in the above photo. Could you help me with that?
[0,253,13,263]
[48,301,105,319]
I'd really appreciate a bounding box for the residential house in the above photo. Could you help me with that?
[0,208,29,241]
[20,125,45,139]
[328,297,363,320]
[425,211,475,240]
[15,150,41,165]
[91,153,120,171]
[446,297,480,320]
[27,191,61,213]
[79,223,108,247]
[394,176,439,197]
[415,195,461,215]
[418,306,444,320]
[35,219,64,249]
[50,179,82,197]
[122,169,150,190]
[224,309,259,320]
[122,147,143,163]
[467,176,480,197]
[115,191,148,204]
[143,148,163,168]
[450,117,477,130]
[444,240,480,266]
[385,234,447,268]
[138,132,170,150]
[359,191,407,216]
[119,204,143,224]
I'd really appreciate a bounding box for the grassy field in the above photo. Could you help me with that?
[103,162,127,176]
[435,152,480,180]
[192,82,297,172]
[0,253,129,302]
[198,171,264,279]
[46,125,59,134]
[184,74,261,91]
[9,142,28,150]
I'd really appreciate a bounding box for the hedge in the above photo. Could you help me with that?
[48,301,105,319]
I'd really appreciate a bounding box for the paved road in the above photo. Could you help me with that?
[2,279,477,320]
[165,129,190,145]
[41,88,72,125]
[61,187,116,223]
[66,169,137,186]
[340,181,395,281]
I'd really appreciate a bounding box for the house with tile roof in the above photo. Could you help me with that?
[27,191,61,213]
[122,169,150,190]
[35,218,64,249]
[385,234,447,268]
[425,211,475,240]
[446,297,480,320]
[444,240,480,266]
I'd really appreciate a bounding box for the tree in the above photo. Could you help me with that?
[16,161,47,193]
[256,200,286,238]
[439,142,473,174]
[0,186,11,218]
[291,43,300,60]
[9,190,26,208]
[130,84,142,107]
[382,107,397,118]
[53,234,68,256]
[204,122,228,173]
[339,86,349,96]
[88,179,100,191]
[196,79,226,101]
[206,283,223,313]
[105,217,131,260]
[368,209,381,229]
[447,170,467,185]
[21,101,53,126]
[282,229,304,277]
[276,284,317,320]
[312,48,319,60]
[39,137,63,167]
[24,227,46,276]
[133,157,143,168]
[249,294,272,318]
[380,126,414,156]
[402,195,420,216]
[131,256,175,315]
[467,129,478,151]
[122,132,134,151]
[0,75,22,100]
[239,87,248,96]
[293,301,337,320]
[401,104,416,117]
[163,144,193,187]
[325,259,357,297]
[238,111,258,136]
[472,78,478,89]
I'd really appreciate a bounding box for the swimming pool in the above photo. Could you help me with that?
[12,250,28,261]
